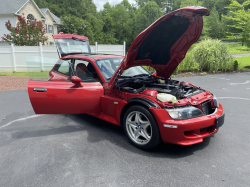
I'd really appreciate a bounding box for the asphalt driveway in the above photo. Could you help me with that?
[0,72,250,187]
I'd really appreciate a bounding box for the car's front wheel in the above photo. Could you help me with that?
[123,105,161,150]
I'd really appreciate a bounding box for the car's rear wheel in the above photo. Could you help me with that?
[123,105,161,150]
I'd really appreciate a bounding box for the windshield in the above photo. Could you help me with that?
[55,38,91,55]
[95,57,150,80]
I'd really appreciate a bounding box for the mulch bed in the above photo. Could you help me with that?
[0,76,29,91]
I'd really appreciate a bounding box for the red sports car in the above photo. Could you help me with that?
[28,6,225,149]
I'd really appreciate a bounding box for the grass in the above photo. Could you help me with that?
[224,43,250,55]
[233,56,250,72]
[193,42,250,55]
[0,72,49,77]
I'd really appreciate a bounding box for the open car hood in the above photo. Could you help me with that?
[107,6,210,90]
[53,33,91,57]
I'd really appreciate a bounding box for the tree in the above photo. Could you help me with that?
[60,15,94,44]
[111,0,136,46]
[85,13,104,44]
[98,2,118,44]
[180,0,203,8]
[223,0,250,46]
[203,7,225,39]
[98,0,136,46]
[134,1,163,38]
[135,0,169,10]
[34,0,48,8]
[1,14,48,46]
[35,0,97,19]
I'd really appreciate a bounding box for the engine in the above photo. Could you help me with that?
[115,75,204,100]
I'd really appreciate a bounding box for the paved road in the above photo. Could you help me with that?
[231,52,250,57]
[0,72,250,187]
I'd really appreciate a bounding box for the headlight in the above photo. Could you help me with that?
[213,95,219,108]
[166,106,204,120]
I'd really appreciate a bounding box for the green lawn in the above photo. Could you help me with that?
[225,43,250,55]
[0,72,49,77]
[192,42,250,55]
[233,56,250,72]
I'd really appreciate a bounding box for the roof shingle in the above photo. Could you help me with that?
[39,8,62,24]
[0,0,28,14]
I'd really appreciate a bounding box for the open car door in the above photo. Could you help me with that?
[26,56,103,114]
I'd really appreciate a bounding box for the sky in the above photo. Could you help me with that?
[93,0,136,11]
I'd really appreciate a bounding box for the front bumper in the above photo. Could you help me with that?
[150,103,224,145]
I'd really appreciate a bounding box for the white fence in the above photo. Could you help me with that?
[0,42,126,72]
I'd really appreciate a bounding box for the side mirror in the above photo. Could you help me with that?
[71,76,82,87]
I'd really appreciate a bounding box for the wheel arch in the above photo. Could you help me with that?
[120,97,160,127]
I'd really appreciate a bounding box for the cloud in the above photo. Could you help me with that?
[94,0,136,11]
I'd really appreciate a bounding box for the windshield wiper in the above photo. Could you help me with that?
[132,73,150,78]
[107,74,150,80]
[120,76,132,78]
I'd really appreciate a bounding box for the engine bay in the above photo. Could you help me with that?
[115,74,205,101]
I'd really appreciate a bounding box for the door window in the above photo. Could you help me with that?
[74,60,101,83]
[54,59,71,76]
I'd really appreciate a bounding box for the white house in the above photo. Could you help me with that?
[0,0,62,46]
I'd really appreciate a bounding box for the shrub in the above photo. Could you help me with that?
[192,39,234,72]
[1,14,48,46]
[234,60,239,70]
[176,51,198,73]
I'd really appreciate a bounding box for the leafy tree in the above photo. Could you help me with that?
[180,0,203,8]
[135,0,172,11]
[60,14,94,44]
[134,1,163,37]
[35,0,97,19]
[85,13,104,44]
[98,2,118,44]
[223,0,250,46]
[98,0,136,46]
[1,14,48,46]
[33,0,248,45]
[112,0,136,47]
[34,0,48,8]
[203,7,225,39]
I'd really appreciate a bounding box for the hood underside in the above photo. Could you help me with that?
[108,6,210,90]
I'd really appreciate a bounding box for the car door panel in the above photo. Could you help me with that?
[28,81,104,114]
[49,71,69,81]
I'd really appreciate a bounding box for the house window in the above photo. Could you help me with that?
[57,26,60,34]
[48,25,53,33]
[27,14,34,24]
[27,14,34,20]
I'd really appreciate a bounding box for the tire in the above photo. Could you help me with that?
[122,105,161,150]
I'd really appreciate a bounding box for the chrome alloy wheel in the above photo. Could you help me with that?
[125,111,152,145]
